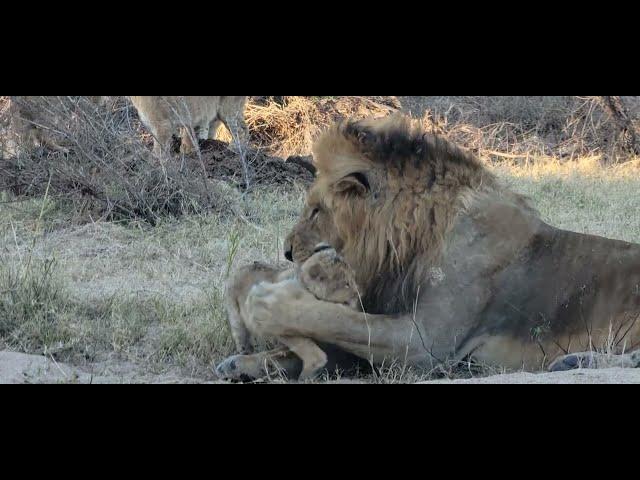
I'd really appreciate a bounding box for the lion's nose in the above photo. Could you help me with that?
[285,249,293,262]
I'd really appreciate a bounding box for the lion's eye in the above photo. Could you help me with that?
[310,207,320,220]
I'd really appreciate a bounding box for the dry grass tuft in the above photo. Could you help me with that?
[245,96,320,158]
[245,96,399,158]
[243,96,640,163]
[405,96,640,163]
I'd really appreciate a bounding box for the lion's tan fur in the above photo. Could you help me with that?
[129,96,248,155]
[220,114,640,381]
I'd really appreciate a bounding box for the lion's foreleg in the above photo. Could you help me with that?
[246,282,436,368]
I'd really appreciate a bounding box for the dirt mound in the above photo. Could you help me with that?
[0,140,313,224]
[199,140,315,187]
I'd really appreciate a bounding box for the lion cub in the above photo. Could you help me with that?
[297,246,361,310]
[226,246,360,380]
[129,96,248,156]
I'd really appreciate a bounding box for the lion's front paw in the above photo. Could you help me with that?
[549,352,597,372]
[550,350,640,372]
[632,350,640,368]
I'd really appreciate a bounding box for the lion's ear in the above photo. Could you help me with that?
[334,173,370,197]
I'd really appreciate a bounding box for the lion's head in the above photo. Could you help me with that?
[284,114,510,313]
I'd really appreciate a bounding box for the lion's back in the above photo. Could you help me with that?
[129,96,247,127]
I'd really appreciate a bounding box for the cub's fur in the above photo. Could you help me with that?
[224,247,359,380]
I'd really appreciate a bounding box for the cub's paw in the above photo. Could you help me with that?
[215,355,263,382]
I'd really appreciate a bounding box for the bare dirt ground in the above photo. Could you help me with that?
[0,351,223,384]
[3,350,639,384]
[422,369,640,384]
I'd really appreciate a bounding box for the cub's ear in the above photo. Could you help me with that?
[307,264,326,282]
[333,172,370,197]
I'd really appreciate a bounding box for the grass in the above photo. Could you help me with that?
[2,157,639,382]
[0,185,307,380]
[494,156,640,242]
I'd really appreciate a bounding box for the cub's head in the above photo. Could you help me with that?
[298,245,360,310]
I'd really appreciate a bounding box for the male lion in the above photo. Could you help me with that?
[217,114,640,381]
[129,96,248,156]
[223,245,361,380]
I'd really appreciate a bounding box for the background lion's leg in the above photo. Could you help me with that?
[208,119,223,140]
[179,126,196,154]
[221,114,249,147]
[150,122,173,157]
[216,347,302,381]
[549,349,640,372]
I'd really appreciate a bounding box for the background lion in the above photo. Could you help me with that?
[128,96,248,155]
[218,114,640,381]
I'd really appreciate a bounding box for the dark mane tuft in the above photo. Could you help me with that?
[340,115,486,175]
